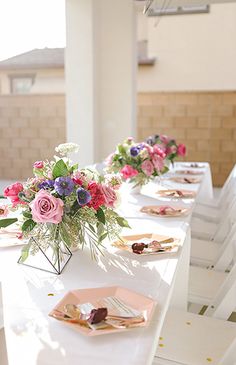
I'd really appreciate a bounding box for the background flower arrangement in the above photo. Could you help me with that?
[146,134,186,165]
[106,137,169,186]
[0,143,129,262]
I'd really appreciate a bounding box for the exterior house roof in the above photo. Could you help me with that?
[0,46,155,70]
[0,48,64,70]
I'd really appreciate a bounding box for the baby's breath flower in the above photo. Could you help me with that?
[55,143,80,156]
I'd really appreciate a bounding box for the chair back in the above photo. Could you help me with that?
[213,222,236,270]
[205,261,236,320]
[212,195,236,242]
[219,164,236,206]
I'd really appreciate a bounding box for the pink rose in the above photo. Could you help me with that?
[4,182,25,207]
[120,165,138,180]
[100,184,117,208]
[0,205,8,217]
[165,145,177,156]
[177,144,186,156]
[153,145,166,159]
[30,190,64,224]
[141,160,154,176]
[105,153,115,166]
[34,161,44,169]
[160,135,171,145]
[72,172,85,186]
[142,143,153,156]
[152,155,165,172]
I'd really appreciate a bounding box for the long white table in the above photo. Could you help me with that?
[0,162,212,365]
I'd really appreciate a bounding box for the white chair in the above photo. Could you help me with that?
[190,195,236,242]
[192,165,236,221]
[194,164,236,210]
[188,259,236,307]
[190,222,236,270]
[153,273,236,365]
[193,186,236,223]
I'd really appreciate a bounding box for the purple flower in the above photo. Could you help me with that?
[38,180,55,190]
[76,188,91,206]
[54,177,74,196]
[137,143,145,150]
[130,146,140,157]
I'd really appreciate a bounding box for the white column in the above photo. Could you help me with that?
[65,0,136,167]
[65,0,95,167]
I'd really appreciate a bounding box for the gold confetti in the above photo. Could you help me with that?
[48,293,54,296]
[159,337,163,340]
[186,321,191,325]
[206,358,213,362]
[159,344,164,347]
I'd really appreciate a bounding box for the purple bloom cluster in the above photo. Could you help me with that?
[54,177,74,196]
[77,188,91,206]
[38,180,55,190]
[130,144,145,157]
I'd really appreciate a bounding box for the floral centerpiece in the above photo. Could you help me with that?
[146,134,186,165]
[106,137,169,187]
[0,143,129,273]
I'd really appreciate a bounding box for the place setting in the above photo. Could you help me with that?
[168,176,202,184]
[49,286,156,336]
[112,233,180,256]
[174,169,204,176]
[155,189,196,199]
[140,205,190,218]
[0,226,26,248]
[180,163,205,169]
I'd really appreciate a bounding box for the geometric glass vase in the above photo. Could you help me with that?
[18,224,72,275]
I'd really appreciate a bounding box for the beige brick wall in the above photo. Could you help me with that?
[0,95,66,180]
[138,92,236,186]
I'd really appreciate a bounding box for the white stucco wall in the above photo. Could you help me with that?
[0,68,64,94]
[137,3,236,91]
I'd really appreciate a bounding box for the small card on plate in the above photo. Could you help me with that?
[112,233,180,256]
[169,177,201,184]
[49,286,155,336]
[182,163,205,168]
[174,170,204,176]
[140,205,189,217]
[156,189,196,199]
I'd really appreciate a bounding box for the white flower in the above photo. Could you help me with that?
[55,143,80,156]
[105,174,122,190]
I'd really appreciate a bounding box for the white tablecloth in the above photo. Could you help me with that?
[0,163,212,365]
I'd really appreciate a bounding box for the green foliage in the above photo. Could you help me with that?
[99,232,108,243]
[33,167,44,177]
[59,223,73,247]
[0,218,18,228]
[19,243,31,262]
[117,144,127,155]
[69,163,79,173]
[23,211,32,219]
[22,219,37,233]
[18,192,31,203]
[115,216,131,228]
[52,159,69,179]
[162,166,169,174]
[96,207,106,225]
